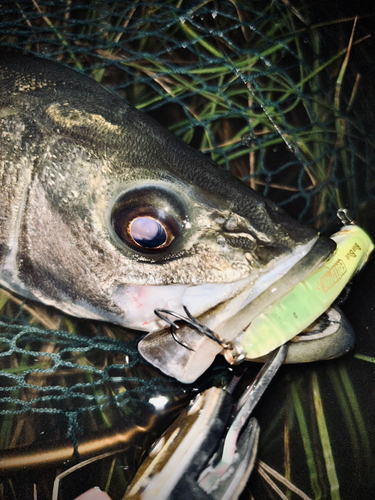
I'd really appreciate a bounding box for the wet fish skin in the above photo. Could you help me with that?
[0,53,328,329]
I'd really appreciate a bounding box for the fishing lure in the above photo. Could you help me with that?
[230,222,374,362]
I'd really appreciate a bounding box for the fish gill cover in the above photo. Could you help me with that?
[0,1,375,499]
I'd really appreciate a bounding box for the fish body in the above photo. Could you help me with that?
[0,53,336,381]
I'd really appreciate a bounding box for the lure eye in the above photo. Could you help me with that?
[113,207,180,252]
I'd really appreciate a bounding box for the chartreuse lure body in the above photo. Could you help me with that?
[238,224,374,360]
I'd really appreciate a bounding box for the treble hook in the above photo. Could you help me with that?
[154,307,246,364]
[154,308,192,351]
[154,306,223,351]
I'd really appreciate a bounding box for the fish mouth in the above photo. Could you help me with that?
[138,236,336,383]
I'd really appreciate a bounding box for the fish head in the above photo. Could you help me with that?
[0,54,336,381]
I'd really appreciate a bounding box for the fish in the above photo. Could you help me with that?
[0,53,338,382]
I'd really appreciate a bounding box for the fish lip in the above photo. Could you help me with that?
[138,236,336,383]
[206,235,337,344]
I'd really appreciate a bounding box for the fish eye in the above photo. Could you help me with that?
[112,206,180,252]
[130,217,167,248]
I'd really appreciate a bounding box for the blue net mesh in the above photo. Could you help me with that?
[0,299,188,449]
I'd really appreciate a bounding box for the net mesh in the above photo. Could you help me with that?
[0,294,194,450]
[0,0,375,498]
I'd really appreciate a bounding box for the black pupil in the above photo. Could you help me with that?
[130,217,167,248]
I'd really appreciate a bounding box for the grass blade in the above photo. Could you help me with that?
[311,371,341,500]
